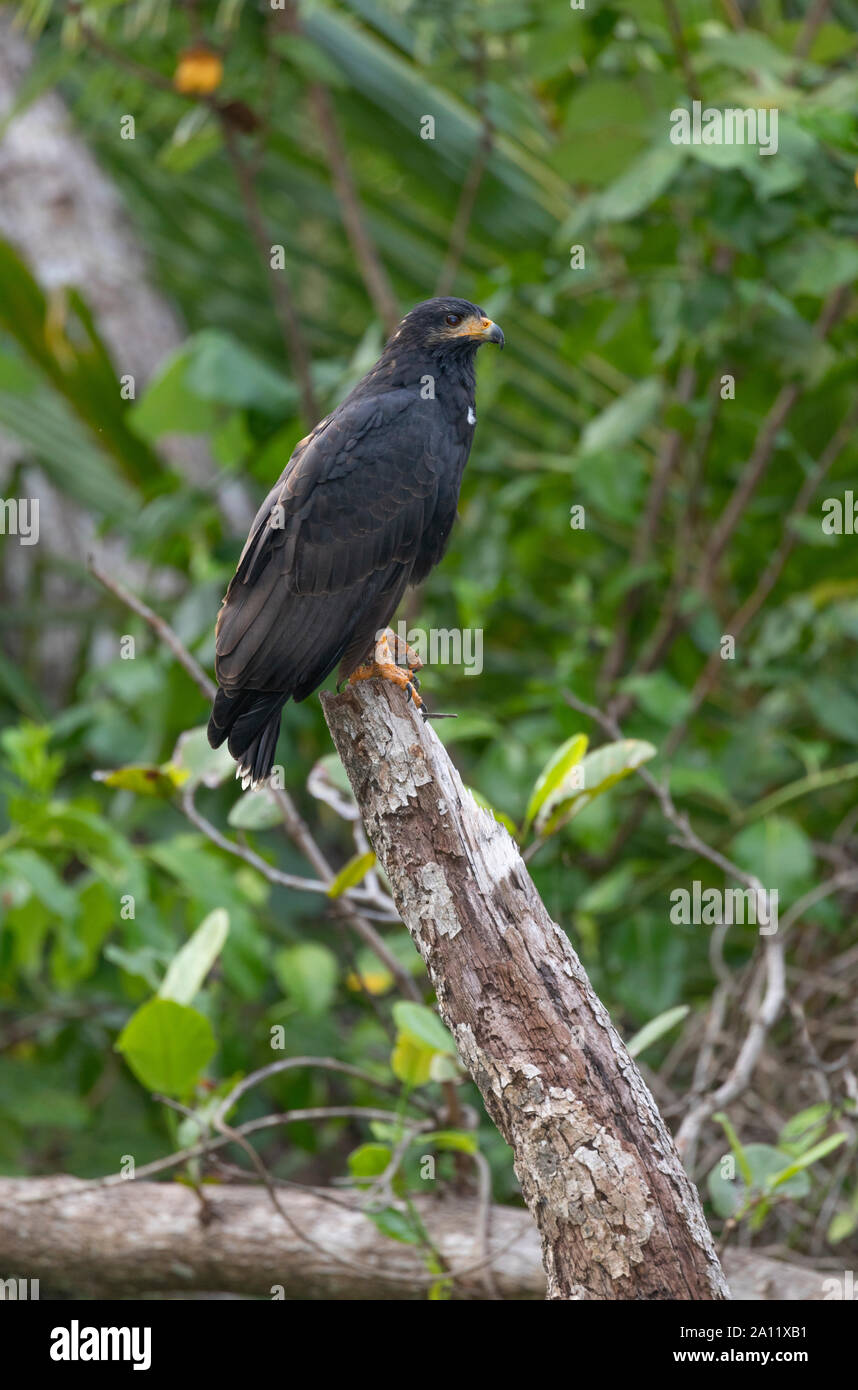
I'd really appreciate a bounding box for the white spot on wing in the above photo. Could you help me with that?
[467,406,476,425]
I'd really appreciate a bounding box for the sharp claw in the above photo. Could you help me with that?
[410,676,420,692]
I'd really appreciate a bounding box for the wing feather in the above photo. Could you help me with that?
[215,389,441,698]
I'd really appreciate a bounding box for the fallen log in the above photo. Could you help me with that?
[0,1178,828,1301]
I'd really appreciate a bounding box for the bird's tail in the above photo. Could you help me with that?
[207,687,286,789]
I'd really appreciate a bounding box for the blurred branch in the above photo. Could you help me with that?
[599,364,695,693]
[219,119,319,425]
[306,85,400,336]
[661,396,858,759]
[273,4,399,336]
[0,1176,545,1300]
[792,0,831,62]
[436,41,493,298]
[662,0,702,102]
[88,557,215,700]
[610,285,851,724]
[676,938,785,1164]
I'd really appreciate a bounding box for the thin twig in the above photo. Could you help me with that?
[676,938,786,1164]
[273,2,399,334]
[88,557,215,700]
[662,0,702,101]
[436,98,493,296]
[660,397,858,758]
[599,364,695,692]
[307,85,400,335]
[219,119,319,425]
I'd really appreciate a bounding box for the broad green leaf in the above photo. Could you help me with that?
[366,1207,423,1245]
[827,1211,858,1245]
[713,1111,753,1187]
[578,863,637,914]
[778,1104,832,1155]
[184,330,294,413]
[428,1053,461,1083]
[619,672,692,726]
[730,817,814,899]
[391,1036,433,1087]
[708,1141,811,1219]
[130,330,294,442]
[327,850,377,898]
[159,909,230,1005]
[348,1143,391,1179]
[579,379,661,457]
[273,943,338,1016]
[3,849,77,919]
[766,1134,848,1191]
[116,998,216,1098]
[393,1002,456,1056]
[535,739,657,836]
[598,144,685,222]
[522,732,588,834]
[626,1005,689,1059]
[172,725,234,788]
[227,788,283,830]
[104,944,165,993]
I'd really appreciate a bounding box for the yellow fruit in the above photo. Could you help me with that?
[174,48,223,97]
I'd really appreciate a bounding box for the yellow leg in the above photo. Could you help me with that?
[348,632,425,713]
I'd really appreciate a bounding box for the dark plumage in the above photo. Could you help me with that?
[207,296,504,787]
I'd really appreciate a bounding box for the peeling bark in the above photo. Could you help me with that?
[321,681,730,1300]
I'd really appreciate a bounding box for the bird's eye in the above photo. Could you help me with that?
[445,313,461,326]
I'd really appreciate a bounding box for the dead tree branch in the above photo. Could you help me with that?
[0,1178,828,1301]
[320,679,729,1300]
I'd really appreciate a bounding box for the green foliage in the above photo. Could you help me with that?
[116,998,217,1098]
[2,0,858,1272]
[707,1111,851,1231]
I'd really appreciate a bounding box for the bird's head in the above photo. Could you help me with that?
[388,297,504,357]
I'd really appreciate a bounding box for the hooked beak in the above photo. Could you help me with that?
[477,317,504,348]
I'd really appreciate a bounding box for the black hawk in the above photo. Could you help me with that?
[207,296,504,788]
